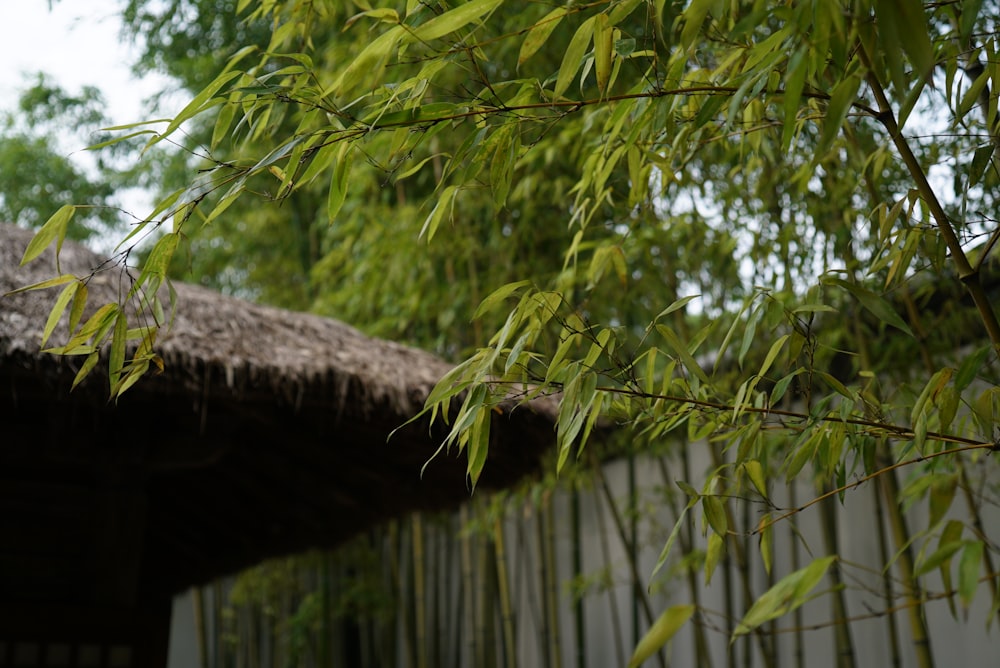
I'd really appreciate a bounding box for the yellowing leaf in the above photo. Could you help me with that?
[40,281,80,348]
[420,185,458,240]
[21,205,75,266]
[628,605,695,668]
[703,494,728,536]
[4,273,78,296]
[594,13,613,95]
[409,0,502,42]
[704,531,725,584]
[554,15,596,100]
[109,310,128,392]
[680,0,714,50]
[759,514,774,575]
[518,7,567,67]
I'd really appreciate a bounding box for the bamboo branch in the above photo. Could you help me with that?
[860,58,1000,353]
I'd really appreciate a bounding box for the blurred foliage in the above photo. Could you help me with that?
[0,75,124,239]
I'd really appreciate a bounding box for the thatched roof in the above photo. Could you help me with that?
[0,223,554,600]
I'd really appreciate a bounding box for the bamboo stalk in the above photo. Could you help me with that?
[593,475,627,666]
[460,505,478,668]
[399,520,417,668]
[571,485,586,668]
[818,487,857,668]
[628,452,640,648]
[494,516,518,668]
[788,482,804,668]
[657,452,711,667]
[193,587,208,668]
[477,521,499,668]
[592,460,667,668]
[873,483,903,668]
[385,521,402,668]
[413,513,428,668]
[543,493,564,668]
[707,443,774,667]
[534,497,554,668]
[213,581,225,668]
[879,461,935,668]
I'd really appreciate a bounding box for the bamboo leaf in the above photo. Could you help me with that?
[825,277,914,336]
[327,144,353,222]
[916,540,964,577]
[158,69,243,143]
[145,232,181,277]
[71,351,100,391]
[467,405,492,487]
[758,334,789,378]
[654,295,700,321]
[420,185,458,240]
[759,513,774,575]
[554,15,596,100]
[628,605,695,668]
[518,7,567,67]
[817,75,860,158]
[329,26,405,96]
[656,324,708,384]
[651,493,698,578]
[109,310,128,392]
[734,556,836,639]
[409,0,501,42]
[594,13,613,95]
[474,281,532,320]
[39,281,80,347]
[959,541,983,608]
[703,494,728,536]
[4,273,78,296]
[956,345,990,390]
[704,532,725,585]
[680,0,714,50]
[21,205,75,266]
[743,460,768,498]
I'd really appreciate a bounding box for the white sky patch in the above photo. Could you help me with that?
[0,1,180,239]
[0,2,174,127]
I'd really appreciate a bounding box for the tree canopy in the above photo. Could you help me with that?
[15,0,1000,661]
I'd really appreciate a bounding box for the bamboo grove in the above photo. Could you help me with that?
[15,0,1000,664]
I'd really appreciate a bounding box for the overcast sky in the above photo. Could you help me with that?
[0,2,173,127]
[0,2,183,239]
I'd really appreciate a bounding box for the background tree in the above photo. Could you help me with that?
[19,0,1000,663]
[0,75,130,240]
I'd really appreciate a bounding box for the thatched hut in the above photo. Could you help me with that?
[0,223,554,667]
